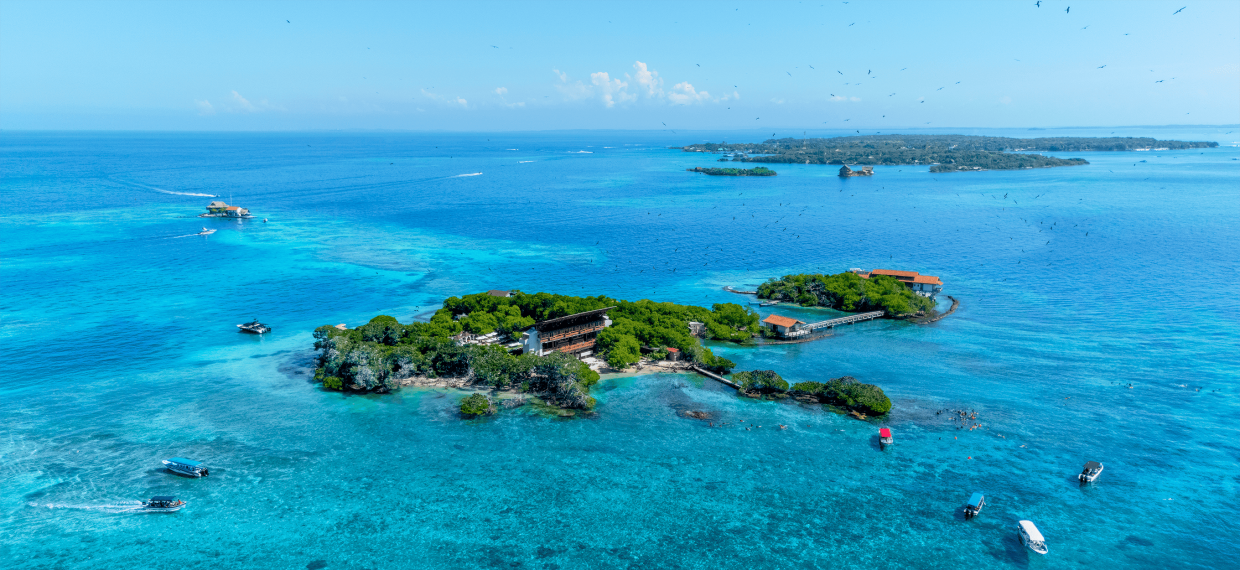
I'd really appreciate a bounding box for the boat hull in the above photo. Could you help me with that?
[141,504,185,513]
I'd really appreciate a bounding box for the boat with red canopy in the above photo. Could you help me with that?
[879,428,893,445]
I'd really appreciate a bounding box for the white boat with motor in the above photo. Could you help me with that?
[141,496,185,512]
[1018,520,1048,554]
[238,319,271,334]
[963,492,984,518]
[163,457,209,477]
[1079,461,1103,483]
[198,227,217,235]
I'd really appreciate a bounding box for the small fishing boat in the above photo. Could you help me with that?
[963,492,985,518]
[1017,520,1048,555]
[237,320,271,334]
[879,428,893,446]
[141,496,185,512]
[1079,461,1103,483]
[162,457,209,477]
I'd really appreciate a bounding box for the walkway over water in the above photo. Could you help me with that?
[802,310,886,331]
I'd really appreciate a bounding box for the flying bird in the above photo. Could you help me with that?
[809,65,815,69]
[491,45,499,48]
[837,70,843,75]
[696,63,700,67]
[1035,1,1041,6]
[286,20,291,23]
[787,71,792,76]
[1097,65,1106,68]
[1065,6,1070,13]
[1173,7,1185,14]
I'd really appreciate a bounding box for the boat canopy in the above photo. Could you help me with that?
[150,496,178,502]
[968,492,984,507]
[1083,461,1102,470]
[1019,520,1045,542]
[879,428,892,438]
[167,458,202,466]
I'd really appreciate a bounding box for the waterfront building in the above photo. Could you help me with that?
[851,268,944,298]
[762,314,806,338]
[839,165,874,177]
[206,200,229,214]
[522,307,614,356]
[486,290,511,297]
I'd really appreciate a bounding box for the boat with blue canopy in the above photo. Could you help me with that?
[163,457,209,477]
[1079,461,1103,483]
[964,492,985,518]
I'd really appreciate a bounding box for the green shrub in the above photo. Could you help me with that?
[460,393,492,416]
[322,376,343,390]
[819,376,892,415]
[732,370,789,392]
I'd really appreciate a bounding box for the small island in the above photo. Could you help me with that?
[687,166,776,176]
[311,289,895,418]
[732,370,891,417]
[758,270,936,317]
[679,134,1217,173]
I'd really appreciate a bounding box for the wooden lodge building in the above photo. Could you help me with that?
[521,307,615,356]
[851,268,944,299]
[762,314,807,338]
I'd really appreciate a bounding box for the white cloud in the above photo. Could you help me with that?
[495,87,508,96]
[668,82,710,104]
[769,97,785,105]
[195,99,215,116]
[421,89,468,108]
[851,96,861,102]
[590,71,633,107]
[553,69,567,82]
[231,90,257,112]
[630,61,663,96]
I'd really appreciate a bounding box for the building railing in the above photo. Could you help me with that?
[540,321,605,343]
[550,339,597,354]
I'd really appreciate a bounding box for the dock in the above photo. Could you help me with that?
[692,366,741,390]
[802,310,886,331]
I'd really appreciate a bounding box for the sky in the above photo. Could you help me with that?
[1,0,1237,131]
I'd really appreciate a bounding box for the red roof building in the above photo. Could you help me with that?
[852,268,944,298]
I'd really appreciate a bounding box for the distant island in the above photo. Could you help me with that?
[687,166,776,176]
[678,134,1217,173]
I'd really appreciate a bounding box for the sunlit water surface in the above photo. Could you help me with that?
[1,128,1237,569]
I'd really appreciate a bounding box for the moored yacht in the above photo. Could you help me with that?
[963,492,985,518]
[237,320,271,334]
[163,457,209,477]
[1018,520,1048,554]
[141,496,185,512]
[1079,461,1103,483]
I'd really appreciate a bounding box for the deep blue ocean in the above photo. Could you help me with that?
[1,128,1237,569]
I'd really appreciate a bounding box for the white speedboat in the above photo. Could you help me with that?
[1079,461,1103,483]
[963,492,984,518]
[237,320,271,334]
[198,227,216,235]
[141,496,185,512]
[163,457,209,477]
[1018,520,1048,554]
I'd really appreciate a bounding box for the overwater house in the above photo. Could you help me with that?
[224,206,250,218]
[521,307,614,356]
[762,314,807,338]
[206,200,229,214]
[851,268,944,298]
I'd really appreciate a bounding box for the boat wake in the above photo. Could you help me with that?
[154,188,218,197]
[450,173,483,178]
[571,151,593,154]
[29,500,145,513]
[518,161,536,164]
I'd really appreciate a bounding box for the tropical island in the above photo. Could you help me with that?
[310,289,893,417]
[732,370,892,417]
[687,166,777,176]
[678,134,1217,173]
[757,271,936,317]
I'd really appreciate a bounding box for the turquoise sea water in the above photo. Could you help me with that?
[1,128,1237,569]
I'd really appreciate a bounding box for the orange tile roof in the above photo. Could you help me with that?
[870,269,920,278]
[911,275,942,285]
[762,314,802,327]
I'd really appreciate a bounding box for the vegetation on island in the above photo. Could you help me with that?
[311,291,759,409]
[687,166,776,176]
[730,370,892,416]
[791,377,892,416]
[460,393,494,416]
[757,272,933,317]
[680,135,1215,172]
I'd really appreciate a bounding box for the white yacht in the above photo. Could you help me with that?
[1018,520,1048,554]
[1079,461,1103,483]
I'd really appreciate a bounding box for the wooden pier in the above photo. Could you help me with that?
[691,366,741,390]
[802,310,886,331]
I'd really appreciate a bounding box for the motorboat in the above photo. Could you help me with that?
[879,428,893,446]
[141,496,185,512]
[1018,520,1048,554]
[963,492,984,518]
[1079,461,1103,483]
[198,227,216,235]
[163,457,209,477]
[237,320,271,334]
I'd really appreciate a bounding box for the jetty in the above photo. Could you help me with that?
[692,366,741,390]
[802,311,886,332]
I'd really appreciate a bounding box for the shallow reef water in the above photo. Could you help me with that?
[1,128,1237,569]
